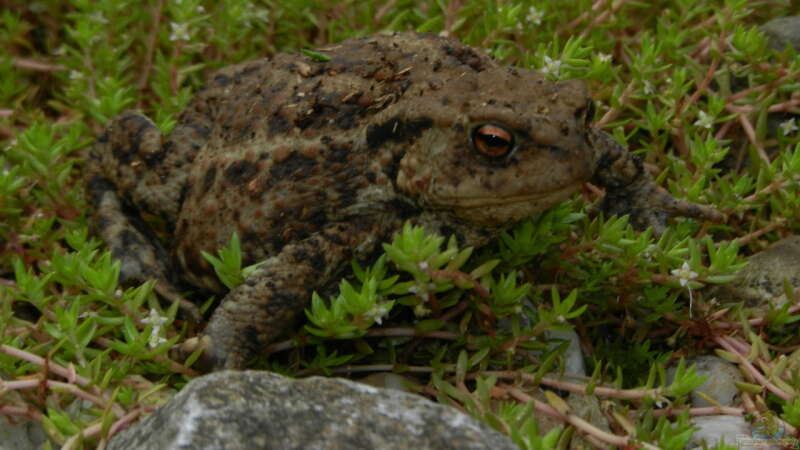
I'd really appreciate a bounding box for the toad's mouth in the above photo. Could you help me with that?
[433,182,583,208]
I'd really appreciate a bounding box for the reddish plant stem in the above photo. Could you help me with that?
[714,335,791,402]
[502,383,659,449]
[137,0,164,94]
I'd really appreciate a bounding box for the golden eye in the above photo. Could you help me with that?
[472,124,514,158]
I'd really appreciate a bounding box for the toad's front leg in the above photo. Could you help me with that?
[87,112,201,320]
[590,130,725,233]
[178,222,380,371]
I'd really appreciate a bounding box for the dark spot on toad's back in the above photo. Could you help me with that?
[213,73,232,86]
[269,152,316,181]
[186,122,211,139]
[295,104,336,130]
[268,114,292,136]
[325,143,350,165]
[224,160,258,185]
[178,183,191,207]
[202,167,217,193]
[442,44,486,71]
[240,230,261,247]
[365,117,433,148]
[233,63,264,84]
[334,104,366,129]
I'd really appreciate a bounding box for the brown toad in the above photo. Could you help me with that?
[87,32,723,370]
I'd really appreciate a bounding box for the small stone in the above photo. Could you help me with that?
[688,415,752,449]
[667,355,742,407]
[760,16,800,52]
[357,372,416,393]
[546,329,585,376]
[711,235,800,313]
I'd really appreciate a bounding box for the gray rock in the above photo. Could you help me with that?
[688,415,752,449]
[711,235,800,313]
[761,16,800,52]
[667,356,742,408]
[0,372,49,450]
[546,329,585,376]
[108,370,518,450]
[0,418,48,450]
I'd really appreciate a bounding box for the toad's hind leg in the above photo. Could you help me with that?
[175,222,381,370]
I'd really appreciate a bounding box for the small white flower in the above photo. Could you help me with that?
[597,53,612,63]
[147,334,167,349]
[417,261,429,271]
[251,6,269,23]
[69,70,83,80]
[779,118,798,136]
[525,6,544,25]
[671,262,698,288]
[365,302,392,325]
[196,5,205,13]
[541,56,561,76]
[142,309,169,348]
[88,11,108,25]
[642,80,654,95]
[141,308,168,328]
[694,111,715,129]
[169,22,191,42]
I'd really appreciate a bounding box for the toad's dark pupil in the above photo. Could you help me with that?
[481,134,509,148]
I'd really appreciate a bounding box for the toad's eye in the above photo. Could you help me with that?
[472,124,514,158]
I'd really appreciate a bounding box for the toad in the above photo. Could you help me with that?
[86,32,723,370]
